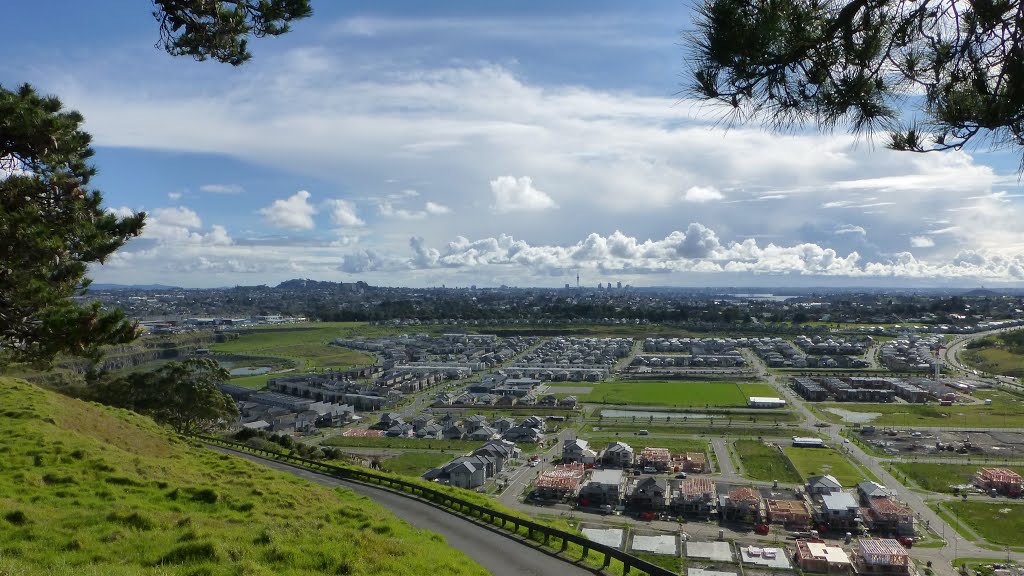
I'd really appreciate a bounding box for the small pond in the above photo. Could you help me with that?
[229,367,272,376]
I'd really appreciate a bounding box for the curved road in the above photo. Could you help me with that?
[214,447,596,576]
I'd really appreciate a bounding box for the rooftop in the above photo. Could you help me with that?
[640,447,671,462]
[821,491,859,511]
[798,540,851,564]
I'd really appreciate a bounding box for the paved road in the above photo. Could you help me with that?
[214,446,597,576]
[710,438,739,479]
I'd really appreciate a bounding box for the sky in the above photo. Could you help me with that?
[3,1,1024,289]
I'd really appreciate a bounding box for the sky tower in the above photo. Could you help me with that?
[576,272,580,289]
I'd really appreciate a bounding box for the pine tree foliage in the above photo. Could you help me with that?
[1,3,311,365]
[153,0,313,65]
[0,85,145,365]
[687,0,1024,161]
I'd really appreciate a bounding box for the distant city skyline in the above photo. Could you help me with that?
[3,1,1023,288]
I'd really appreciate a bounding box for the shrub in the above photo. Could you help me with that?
[157,541,219,564]
[190,488,220,504]
[107,511,156,531]
[4,510,29,525]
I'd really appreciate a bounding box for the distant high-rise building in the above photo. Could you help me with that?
[565,283,571,289]
[617,281,622,289]
[598,282,603,289]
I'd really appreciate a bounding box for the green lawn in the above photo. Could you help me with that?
[586,422,814,437]
[891,463,1024,493]
[211,323,376,370]
[816,402,1024,428]
[783,446,866,486]
[584,435,711,456]
[379,452,457,476]
[0,377,487,576]
[581,380,781,407]
[733,440,802,483]
[227,372,275,389]
[940,500,1024,547]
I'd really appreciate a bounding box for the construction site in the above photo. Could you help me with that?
[861,428,1024,459]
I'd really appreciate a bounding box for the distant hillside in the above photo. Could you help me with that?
[0,378,487,575]
[89,283,182,291]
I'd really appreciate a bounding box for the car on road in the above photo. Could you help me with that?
[529,460,539,467]
[675,472,687,479]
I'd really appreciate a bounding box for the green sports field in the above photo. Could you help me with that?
[580,380,781,407]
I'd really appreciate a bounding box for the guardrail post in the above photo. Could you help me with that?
[560,537,569,552]
[622,560,630,574]
[603,552,612,568]
[581,546,589,560]
[544,532,550,545]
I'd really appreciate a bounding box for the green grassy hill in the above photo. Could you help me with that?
[0,377,487,576]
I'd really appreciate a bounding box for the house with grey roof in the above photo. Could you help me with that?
[415,423,443,439]
[562,438,597,464]
[448,461,485,489]
[857,481,893,502]
[819,491,861,531]
[503,425,543,444]
[468,425,499,441]
[493,417,516,433]
[602,441,634,468]
[806,475,843,495]
[442,424,466,440]
[629,477,668,510]
[463,414,489,432]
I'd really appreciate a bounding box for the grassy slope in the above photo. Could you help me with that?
[0,377,486,576]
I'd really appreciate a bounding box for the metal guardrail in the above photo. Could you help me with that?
[195,434,675,576]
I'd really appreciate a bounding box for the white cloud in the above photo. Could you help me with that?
[325,198,365,227]
[167,191,183,201]
[260,190,316,230]
[681,185,724,203]
[153,206,202,228]
[45,53,1024,285]
[200,183,244,194]
[425,201,451,215]
[390,225,1024,281]
[835,225,867,235]
[378,199,452,220]
[910,236,935,248]
[490,176,558,213]
[137,206,233,246]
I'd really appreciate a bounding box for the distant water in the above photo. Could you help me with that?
[727,293,793,302]
[230,367,271,376]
